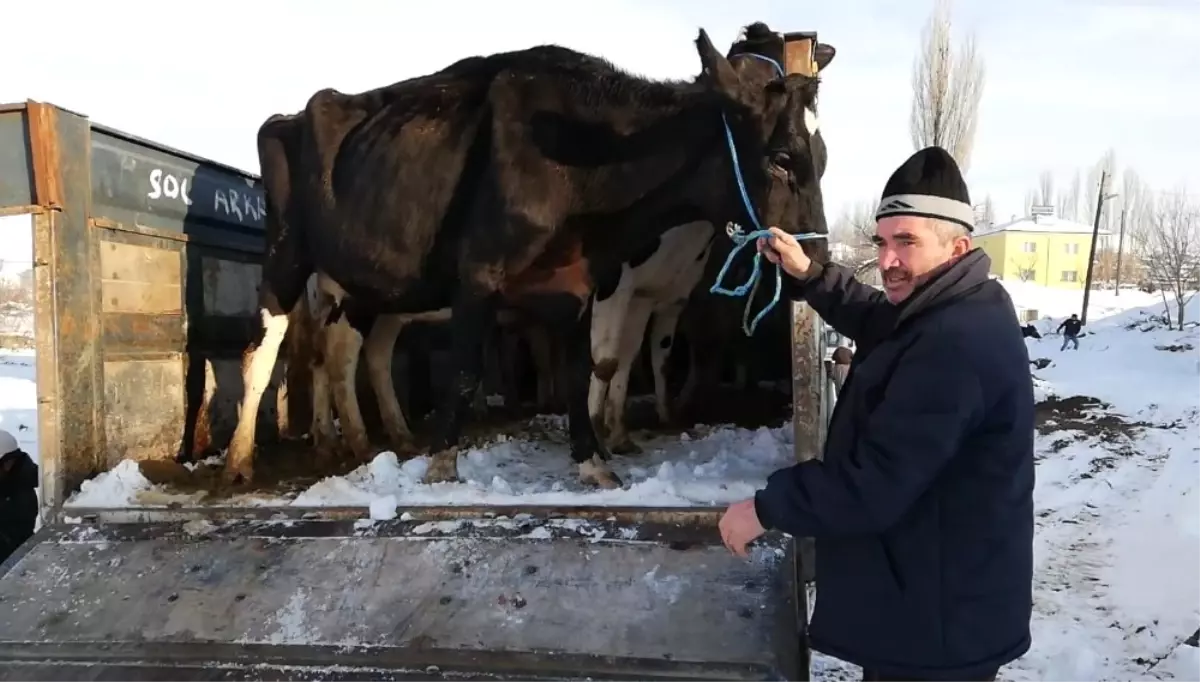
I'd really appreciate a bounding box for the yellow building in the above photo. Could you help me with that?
[973,215,1112,289]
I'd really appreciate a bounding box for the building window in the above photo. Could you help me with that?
[1063,243,1080,255]
[1022,241,1037,253]
[1061,270,1078,283]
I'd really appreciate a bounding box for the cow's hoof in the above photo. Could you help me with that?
[222,459,254,486]
[388,439,420,460]
[349,449,378,468]
[610,438,642,456]
[578,455,623,489]
[424,450,460,484]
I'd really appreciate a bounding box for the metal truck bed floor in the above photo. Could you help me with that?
[0,509,805,680]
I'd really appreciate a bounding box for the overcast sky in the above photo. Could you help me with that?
[3,0,1193,223]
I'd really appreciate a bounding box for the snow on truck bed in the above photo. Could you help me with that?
[66,417,798,510]
[4,284,1199,681]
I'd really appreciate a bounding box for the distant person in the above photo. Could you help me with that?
[1021,323,1042,339]
[719,146,1035,681]
[830,345,853,391]
[1057,314,1082,351]
[0,429,38,566]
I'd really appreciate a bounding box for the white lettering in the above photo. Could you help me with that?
[212,188,266,224]
[146,168,193,206]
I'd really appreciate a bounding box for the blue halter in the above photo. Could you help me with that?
[709,52,828,336]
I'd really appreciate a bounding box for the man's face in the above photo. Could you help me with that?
[873,216,972,304]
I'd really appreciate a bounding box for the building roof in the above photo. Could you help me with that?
[974,215,1113,238]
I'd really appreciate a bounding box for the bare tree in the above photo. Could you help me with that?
[0,273,35,350]
[981,194,996,229]
[1037,170,1055,209]
[1060,169,1082,220]
[1023,189,1038,217]
[1120,168,1151,245]
[909,0,986,173]
[1084,149,1118,228]
[1008,254,1038,282]
[1138,190,1200,329]
[830,199,879,274]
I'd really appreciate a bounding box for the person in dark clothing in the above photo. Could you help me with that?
[1057,314,1082,350]
[0,429,39,567]
[718,146,1035,681]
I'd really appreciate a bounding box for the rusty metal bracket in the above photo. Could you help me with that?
[25,101,64,212]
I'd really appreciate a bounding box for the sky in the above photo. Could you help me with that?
[2,0,1195,225]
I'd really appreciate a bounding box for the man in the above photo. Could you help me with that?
[1057,313,1082,350]
[718,146,1035,681]
[0,429,38,566]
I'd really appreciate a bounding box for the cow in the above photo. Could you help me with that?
[587,220,716,453]
[672,34,835,422]
[225,24,830,490]
[587,25,835,454]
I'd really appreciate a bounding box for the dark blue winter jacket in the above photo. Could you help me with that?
[756,248,1035,680]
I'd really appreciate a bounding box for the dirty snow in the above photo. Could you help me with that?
[5,281,1200,680]
[57,417,796,510]
[288,420,794,508]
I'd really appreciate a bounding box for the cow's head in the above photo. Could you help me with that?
[695,23,834,264]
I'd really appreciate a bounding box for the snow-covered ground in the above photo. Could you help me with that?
[0,349,37,457]
[3,282,1198,680]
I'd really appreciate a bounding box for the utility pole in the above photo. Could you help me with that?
[1080,171,1116,325]
[1114,208,1128,296]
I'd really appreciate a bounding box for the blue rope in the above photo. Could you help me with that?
[709,52,828,336]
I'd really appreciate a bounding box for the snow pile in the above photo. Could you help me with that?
[66,459,159,507]
[291,422,794,508]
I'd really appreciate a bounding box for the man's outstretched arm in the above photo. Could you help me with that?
[783,260,891,344]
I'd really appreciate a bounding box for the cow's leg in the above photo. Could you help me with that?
[526,325,558,414]
[309,325,340,462]
[225,299,291,484]
[405,330,435,425]
[677,316,728,422]
[426,293,497,484]
[323,312,373,464]
[555,296,621,488]
[587,269,634,438]
[676,329,700,415]
[499,327,524,416]
[362,314,417,456]
[648,299,687,426]
[304,281,342,460]
[604,297,653,455]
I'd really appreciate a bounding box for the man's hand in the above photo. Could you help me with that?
[719,498,766,558]
[756,226,812,279]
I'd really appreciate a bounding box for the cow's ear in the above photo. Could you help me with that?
[815,43,837,71]
[695,28,741,99]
